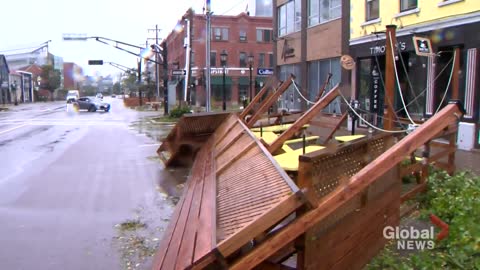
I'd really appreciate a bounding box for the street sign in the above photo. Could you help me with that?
[172,69,186,76]
[88,60,104,65]
[413,36,434,56]
[257,68,274,76]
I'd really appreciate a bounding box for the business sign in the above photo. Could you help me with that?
[413,36,434,56]
[172,69,186,76]
[88,60,104,65]
[257,68,274,76]
[370,64,381,113]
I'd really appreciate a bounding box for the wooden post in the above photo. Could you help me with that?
[451,47,461,100]
[384,25,397,131]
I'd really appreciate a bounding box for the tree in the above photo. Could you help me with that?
[121,71,138,96]
[40,65,61,101]
[112,82,122,95]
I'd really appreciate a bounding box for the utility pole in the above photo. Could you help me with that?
[205,0,212,112]
[184,18,191,105]
[162,41,169,115]
[384,25,397,131]
[148,25,162,101]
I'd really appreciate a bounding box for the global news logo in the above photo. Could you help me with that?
[383,214,449,251]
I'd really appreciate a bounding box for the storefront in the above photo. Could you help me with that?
[350,22,480,149]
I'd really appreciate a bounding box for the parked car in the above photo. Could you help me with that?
[66,90,80,102]
[76,97,110,112]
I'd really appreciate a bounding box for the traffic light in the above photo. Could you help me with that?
[88,60,104,65]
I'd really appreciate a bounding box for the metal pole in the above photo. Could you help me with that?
[222,65,226,111]
[155,24,160,101]
[184,18,191,105]
[205,3,212,112]
[249,63,253,102]
[163,43,169,115]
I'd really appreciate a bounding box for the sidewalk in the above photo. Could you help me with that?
[0,101,66,112]
[455,149,480,175]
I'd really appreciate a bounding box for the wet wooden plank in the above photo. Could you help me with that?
[218,194,305,257]
[194,140,217,263]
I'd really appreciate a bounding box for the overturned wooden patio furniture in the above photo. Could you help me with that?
[152,101,463,269]
[156,112,230,167]
[243,75,295,128]
[152,114,306,270]
[267,85,343,154]
[229,102,463,270]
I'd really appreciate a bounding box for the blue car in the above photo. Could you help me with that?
[75,97,110,112]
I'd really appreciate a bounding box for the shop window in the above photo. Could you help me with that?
[308,58,342,113]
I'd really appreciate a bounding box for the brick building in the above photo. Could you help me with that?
[63,62,84,90]
[163,9,274,107]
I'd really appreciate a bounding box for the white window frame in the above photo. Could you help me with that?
[366,0,379,21]
[278,0,301,37]
[400,0,417,12]
[308,0,342,27]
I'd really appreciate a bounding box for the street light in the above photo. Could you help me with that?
[220,50,228,111]
[11,81,17,106]
[248,54,254,102]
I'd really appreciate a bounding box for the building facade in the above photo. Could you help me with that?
[350,0,480,149]
[273,0,350,112]
[0,55,10,105]
[63,62,84,90]
[163,9,274,108]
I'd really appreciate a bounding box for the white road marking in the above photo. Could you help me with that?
[0,124,27,135]
[138,143,161,147]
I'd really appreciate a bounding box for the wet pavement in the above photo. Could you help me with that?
[0,99,477,269]
[0,98,184,270]
[455,149,480,176]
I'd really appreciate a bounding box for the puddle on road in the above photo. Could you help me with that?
[129,117,175,143]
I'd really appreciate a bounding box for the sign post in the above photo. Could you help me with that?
[172,69,186,76]
[413,36,434,56]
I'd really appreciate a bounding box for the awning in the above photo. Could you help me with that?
[238,77,251,86]
[211,76,232,85]
[256,77,268,87]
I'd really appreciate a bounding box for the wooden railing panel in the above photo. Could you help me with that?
[268,86,340,154]
[230,103,463,270]
[246,75,295,128]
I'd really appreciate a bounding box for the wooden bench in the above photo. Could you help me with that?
[152,114,306,270]
[157,112,230,167]
[146,101,162,111]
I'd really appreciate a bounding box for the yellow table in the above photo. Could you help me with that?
[274,145,325,171]
[251,124,293,133]
[253,131,294,153]
[335,134,365,143]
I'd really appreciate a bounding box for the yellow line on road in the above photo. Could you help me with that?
[0,124,27,135]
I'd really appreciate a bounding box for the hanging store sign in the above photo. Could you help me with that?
[370,64,381,113]
[257,68,274,76]
[413,36,434,56]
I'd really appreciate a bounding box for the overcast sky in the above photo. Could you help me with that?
[0,0,250,78]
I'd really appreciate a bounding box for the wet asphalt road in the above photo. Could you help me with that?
[0,98,181,270]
